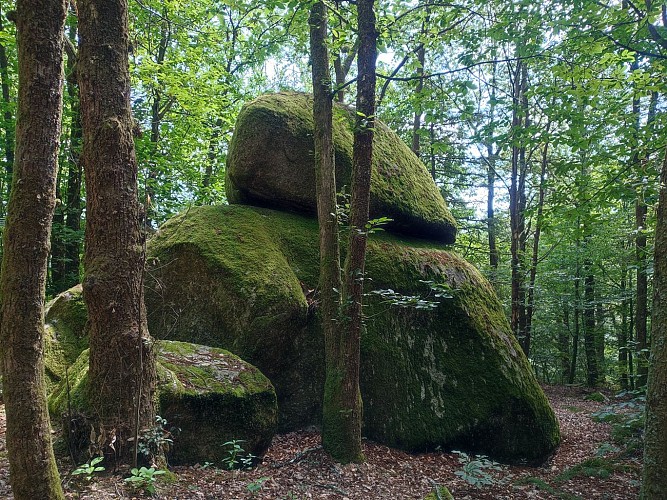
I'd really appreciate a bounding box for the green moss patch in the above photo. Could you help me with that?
[226,92,456,243]
[44,285,89,388]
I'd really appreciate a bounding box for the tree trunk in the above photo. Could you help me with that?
[0,0,67,497]
[410,32,426,157]
[0,4,14,207]
[486,62,499,285]
[559,300,570,384]
[78,0,157,466]
[510,60,528,354]
[63,26,83,290]
[633,90,658,388]
[310,0,347,463]
[619,267,630,390]
[323,0,376,464]
[524,129,550,355]
[641,148,667,499]
[569,260,581,384]
[584,262,599,386]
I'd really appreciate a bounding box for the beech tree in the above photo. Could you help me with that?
[78,0,157,465]
[0,0,67,497]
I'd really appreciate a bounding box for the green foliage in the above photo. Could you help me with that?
[246,476,270,495]
[452,450,504,488]
[137,415,177,463]
[221,439,256,470]
[584,392,605,402]
[591,392,645,453]
[124,467,167,496]
[554,457,615,482]
[71,456,104,482]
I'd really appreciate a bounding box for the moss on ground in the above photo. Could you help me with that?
[226,92,456,243]
[145,204,560,463]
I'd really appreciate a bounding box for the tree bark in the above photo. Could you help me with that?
[524,128,550,357]
[78,0,156,466]
[310,0,347,463]
[641,148,667,499]
[63,23,83,291]
[583,261,600,386]
[509,60,529,354]
[0,4,14,207]
[50,20,83,294]
[323,0,376,464]
[0,0,67,497]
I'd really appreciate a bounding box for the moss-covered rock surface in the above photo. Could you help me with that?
[145,204,559,464]
[48,340,278,465]
[44,284,88,389]
[226,92,457,244]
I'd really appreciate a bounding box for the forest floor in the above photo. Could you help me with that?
[0,385,643,499]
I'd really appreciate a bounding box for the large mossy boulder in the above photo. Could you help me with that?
[226,92,457,244]
[145,204,560,464]
[48,340,278,465]
[44,284,88,389]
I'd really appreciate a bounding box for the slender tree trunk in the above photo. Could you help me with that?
[569,259,581,384]
[486,62,499,285]
[410,29,426,157]
[619,268,630,390]
[310,0,348,463]
[0,0,67,497]
[559,300,570,383]
[50,178,66,292]
[0,4,14,207]
[332,0,357,104]
[583,261,599,386]
[524,129,550,355]
[145,15,170,227]
[78,0,157,466]
[510,60,529,354]
[323,0,376,464]
[63,24,83,289]
[641,148,667,499]
[201,117,223,201]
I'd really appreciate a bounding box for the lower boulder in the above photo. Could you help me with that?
[145,204,560,464]
[48,340,278,465]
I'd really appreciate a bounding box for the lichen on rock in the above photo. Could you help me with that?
[226,92,457,244]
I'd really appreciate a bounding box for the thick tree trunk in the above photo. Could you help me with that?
[0,0,67,498]
[641,149,667,499]
[78,0,156,466]
[323,0,376,464]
